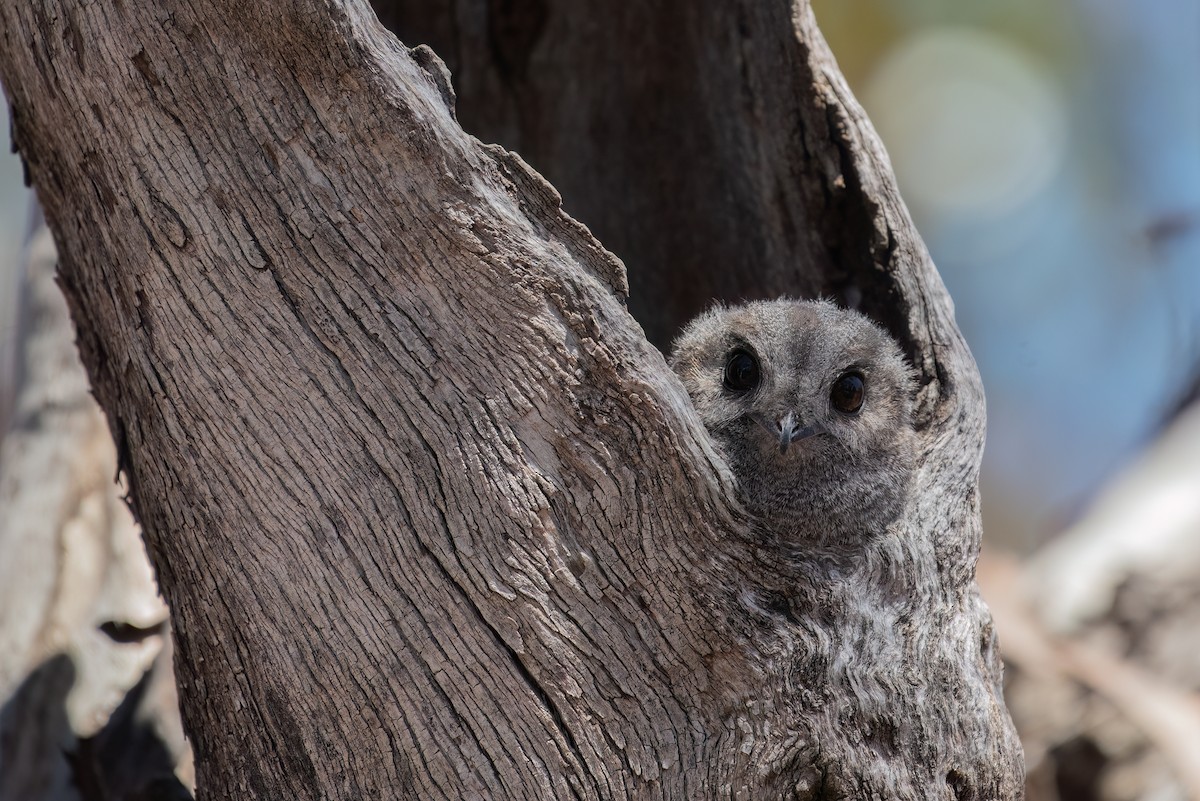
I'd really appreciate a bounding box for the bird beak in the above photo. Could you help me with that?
[757,412,826,454]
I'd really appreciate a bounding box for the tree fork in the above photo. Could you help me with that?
[0,0,1023,798]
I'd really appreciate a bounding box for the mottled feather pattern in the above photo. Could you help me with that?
[670,299,917,545]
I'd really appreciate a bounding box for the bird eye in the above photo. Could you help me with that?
[723,350,760,393]
[830,371,865,414]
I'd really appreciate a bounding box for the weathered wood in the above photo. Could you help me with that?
[0,0,1022,798]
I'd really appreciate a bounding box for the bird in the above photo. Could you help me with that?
[670,299,917,543]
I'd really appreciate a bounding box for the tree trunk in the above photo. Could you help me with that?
[0,0,1023,798]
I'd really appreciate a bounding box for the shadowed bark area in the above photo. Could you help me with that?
[372,2,933,374]
[0,0,1022,799]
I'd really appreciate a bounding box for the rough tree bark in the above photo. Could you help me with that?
[0,0,1023,798]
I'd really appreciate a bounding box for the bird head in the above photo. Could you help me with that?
[670,299,917,537]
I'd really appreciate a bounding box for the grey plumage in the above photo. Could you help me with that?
[670,299,917,543]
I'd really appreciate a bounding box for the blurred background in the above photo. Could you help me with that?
[812,0,1200,552]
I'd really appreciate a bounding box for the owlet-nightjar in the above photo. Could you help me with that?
[670,299,917,542]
